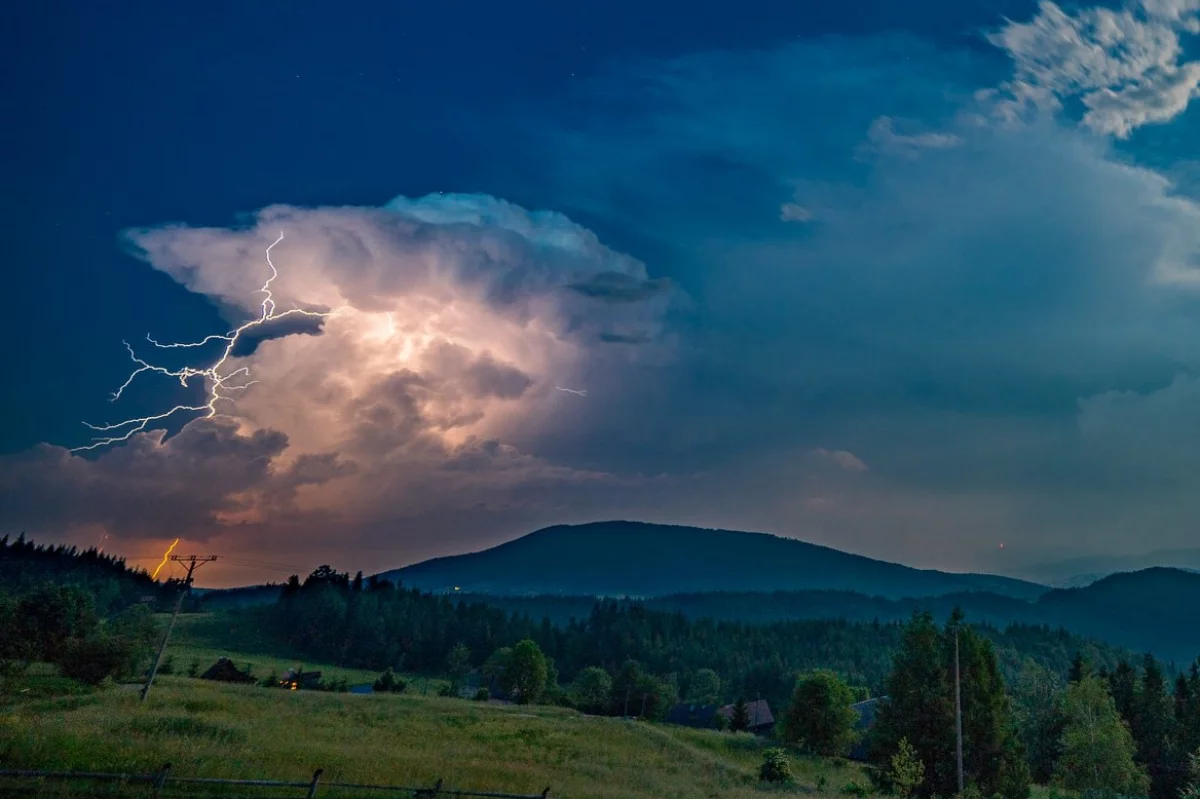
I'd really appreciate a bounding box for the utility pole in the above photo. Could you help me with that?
[955,626,964,795]
[141,554,217,702]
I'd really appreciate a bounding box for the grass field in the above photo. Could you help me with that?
[0,670,869,799]
[1,615,870,798]
[148,613,448,695]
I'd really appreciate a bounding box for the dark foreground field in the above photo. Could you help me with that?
[0,668,869,799]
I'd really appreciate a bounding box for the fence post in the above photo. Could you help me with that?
[306,768,323,798]
[152,762,171,798]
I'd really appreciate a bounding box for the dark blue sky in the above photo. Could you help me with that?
[3,0,1037,450]
[6,0,1200,584]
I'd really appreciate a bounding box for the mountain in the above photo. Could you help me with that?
[1034,567,1200,664]
[1015,549,1200,587]
[377,521,1047,600]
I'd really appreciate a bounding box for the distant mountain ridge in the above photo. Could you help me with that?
[1016,549,1200,587]
[454,567,1200,665]
[376,521,1047,601]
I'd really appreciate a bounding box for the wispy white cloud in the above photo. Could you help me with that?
[986,0,1200,137]
[815,448,869,473]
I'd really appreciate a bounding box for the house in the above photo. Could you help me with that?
[849,696,887,761]
[665,703,720,729]
[718,699,775,734]
[198,657,254,684]
[279,668,323,690]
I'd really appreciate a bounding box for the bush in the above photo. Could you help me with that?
[259,670,278,688]
[59,634,138,685]
[759,748,793,784]
[438,683,455,697]
[158,655,176,675]
[475,687,490,701]
[187,660,200,678]
[841,780,871,797]
[373,668,406,693]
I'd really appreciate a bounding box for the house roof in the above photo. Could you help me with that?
[199,657,254,684]
[718,699,774,728]
[850,696,886,730]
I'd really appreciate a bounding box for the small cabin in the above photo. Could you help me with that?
[279,668,322,690]
[199,657,254,684]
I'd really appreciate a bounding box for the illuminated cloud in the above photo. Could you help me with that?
[3,194,677,550]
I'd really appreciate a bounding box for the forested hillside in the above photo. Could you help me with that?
[245,566,1137,715]
[0,534,174,613]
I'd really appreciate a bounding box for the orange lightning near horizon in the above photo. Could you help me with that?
[152,538,180,580]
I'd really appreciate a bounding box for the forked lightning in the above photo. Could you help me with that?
[72,232,332,452]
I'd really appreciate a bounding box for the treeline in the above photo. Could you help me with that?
[254,565,1134,713]
[862,611,1200,799]
[0,534,176,614]
[0,583,159,686]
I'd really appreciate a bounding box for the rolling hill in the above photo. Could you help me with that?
[377,521,1047,600]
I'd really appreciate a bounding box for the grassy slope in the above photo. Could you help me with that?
[1,675,867,799]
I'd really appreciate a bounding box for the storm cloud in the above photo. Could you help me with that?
[6,0,1200,581]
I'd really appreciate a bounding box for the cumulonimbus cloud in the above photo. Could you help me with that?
[0,194,678,543]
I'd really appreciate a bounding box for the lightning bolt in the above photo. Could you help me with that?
[72,232,336,452]
[554,386,587,396]
[151,538,180,580]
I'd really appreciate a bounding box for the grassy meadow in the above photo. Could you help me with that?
[1,671,869,799]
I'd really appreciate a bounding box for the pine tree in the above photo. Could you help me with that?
[1068,651,1091,684]
[731,697,751,732]
[1182,749,1200,799]
[872,611,1027,799]
[1108,659,1138,726]
[1134,653,1175,799]
[996,733,1032,799]
[1012,658,1065,783]
[1180,663,1200,771]
[871,612,954,798]
[953,619,1016,797]
[888,737,925,799]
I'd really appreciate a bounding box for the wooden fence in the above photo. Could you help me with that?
[0,765,553,798]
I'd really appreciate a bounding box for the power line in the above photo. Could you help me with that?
[140,554,217,702]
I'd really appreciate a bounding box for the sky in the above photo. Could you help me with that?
[4,0,1200,586]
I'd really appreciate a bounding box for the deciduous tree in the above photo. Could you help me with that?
[687,668,722,705]
[782,669,859,756]
[1053,676,1149,799]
